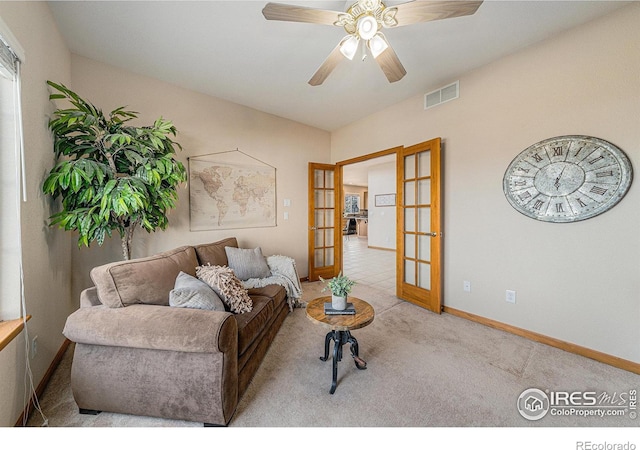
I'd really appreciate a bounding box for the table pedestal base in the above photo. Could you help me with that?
[319,330,367,394]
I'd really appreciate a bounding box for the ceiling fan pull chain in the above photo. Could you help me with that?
[361,41,368,61]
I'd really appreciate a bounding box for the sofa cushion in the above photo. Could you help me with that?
[196,265,253,314]
[194,237,238,266]
[169,272,226,311]
[91,246,199,308]
[247,285,287,310]
[225,246,271,281]
[234,296,273,356]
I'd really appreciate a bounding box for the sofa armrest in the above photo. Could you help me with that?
[63,304,237,354]
[80,287,102,308]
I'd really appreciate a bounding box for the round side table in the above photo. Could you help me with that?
[306,296,374,394]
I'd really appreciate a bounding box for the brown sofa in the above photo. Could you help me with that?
[62,237,290,426]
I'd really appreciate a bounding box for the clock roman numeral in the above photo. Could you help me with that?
[589,186,608,195]
[574,145,586,157]
[576,198,587,207]
[552,146,563,157]
[513,180,527,186]
[588,155,605,165]
[555,203,564,213]
[533,200,544,210]
[532,153,543,163]
[596,170,614,178]
[515,166,530,173]
[518,191,532,201]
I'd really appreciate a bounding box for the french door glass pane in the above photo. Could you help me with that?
[404,234,415,259]
[314,170,324,188]
[418,206,431,233]
[315,210,324,227]
[418,235,430,261]
[325,228,334,245]
[418,151,431,177]
[314,230,324,247]
[417,179,430,205]
[325,209,334,227]
[404,181,415,206]
[404,260,415,285]
[325,171,334,188]
[405,154,415,178]
[418,262,431,289]
[326,190,335,208]
[315,189,325,207]
[314,249,324,267]
[404,208,415,233]
[325,248,334,266]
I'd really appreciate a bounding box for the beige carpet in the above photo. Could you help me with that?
[27,281,638,428]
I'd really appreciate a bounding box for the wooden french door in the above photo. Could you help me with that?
[308,163,341,281]
[396,138,442,313]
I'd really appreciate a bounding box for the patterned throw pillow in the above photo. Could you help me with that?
[196,265,253,314]
[169,271,226,311]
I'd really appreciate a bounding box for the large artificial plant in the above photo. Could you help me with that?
[42,81,187,260]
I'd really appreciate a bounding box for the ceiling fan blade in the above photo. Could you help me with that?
[262,2,342,26]
[375,43,407,83]
[391,0,483,27]
[308,43,345,86]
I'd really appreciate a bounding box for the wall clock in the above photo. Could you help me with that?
[503,135,633,223]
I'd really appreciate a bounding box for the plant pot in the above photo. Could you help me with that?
[331,294,347,311]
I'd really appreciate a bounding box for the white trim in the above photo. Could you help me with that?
[0,15,25,63]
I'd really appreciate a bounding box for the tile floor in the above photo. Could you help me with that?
[341,236,396,297]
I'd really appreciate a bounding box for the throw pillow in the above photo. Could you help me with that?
[196,265,253,314]
[169,271,226,311]
[224,246,271,281]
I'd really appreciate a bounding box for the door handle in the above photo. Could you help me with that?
[427,232,442,237]
[310,226,317,230]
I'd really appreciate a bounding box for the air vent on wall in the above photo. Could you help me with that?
[424,80,459,110]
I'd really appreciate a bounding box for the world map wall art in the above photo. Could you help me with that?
[188,150,277,231]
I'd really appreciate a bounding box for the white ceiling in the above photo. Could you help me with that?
[48,1,629,132]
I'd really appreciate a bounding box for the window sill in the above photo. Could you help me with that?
[0,316,31,352]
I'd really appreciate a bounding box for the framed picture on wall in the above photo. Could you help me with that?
[375,193,396,207]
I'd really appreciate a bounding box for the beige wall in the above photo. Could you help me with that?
[367,162,396,250]
[69,55,331,298]
[0,1,72,426]
[332,4,640,363]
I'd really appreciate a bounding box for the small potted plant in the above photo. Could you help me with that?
[320,272,355,310]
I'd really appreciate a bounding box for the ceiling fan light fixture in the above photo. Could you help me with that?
[368,33,388,58]
[356,15,378,40]
[339,35,359,60]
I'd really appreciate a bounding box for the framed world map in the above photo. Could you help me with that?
[189,151,276,231]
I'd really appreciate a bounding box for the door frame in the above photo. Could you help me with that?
[335,145,402,266]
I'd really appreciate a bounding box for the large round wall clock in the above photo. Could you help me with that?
[503,135,633,223]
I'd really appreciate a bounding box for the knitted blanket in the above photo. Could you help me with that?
[242,255,303,311]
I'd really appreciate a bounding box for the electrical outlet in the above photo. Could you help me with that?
[506,290,516,304]
[31,336,38,359]
[463,280,471,292]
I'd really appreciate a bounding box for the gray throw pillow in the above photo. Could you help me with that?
[169,271,226,311]
[224,246,271,281]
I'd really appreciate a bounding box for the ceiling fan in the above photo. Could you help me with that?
[262,0,484,86]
